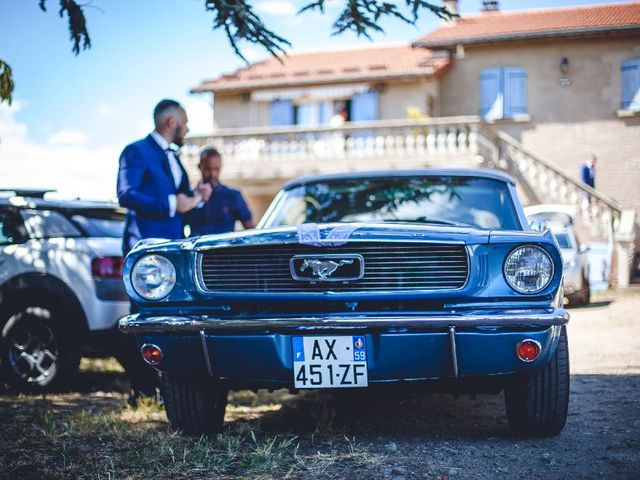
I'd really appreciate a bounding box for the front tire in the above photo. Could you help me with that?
[162,373,228,435]
[0,304,80,391]
[504,326,570,437]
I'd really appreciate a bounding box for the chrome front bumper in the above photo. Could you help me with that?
[119,308,569,334]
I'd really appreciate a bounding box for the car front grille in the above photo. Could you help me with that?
[198,243,469,293]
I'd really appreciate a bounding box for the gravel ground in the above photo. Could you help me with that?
[337,288,640,480]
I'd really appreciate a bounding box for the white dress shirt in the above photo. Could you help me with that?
[150,131,183,217]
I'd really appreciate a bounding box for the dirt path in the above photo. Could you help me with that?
[1,290,639,479]
[337,289,640,479]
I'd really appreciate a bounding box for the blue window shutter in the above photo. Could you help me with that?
[269,100,294,126]
[504,67,527,117]
[318,102,331,124]
[480,67,503,120]
[621,58,640,110]
[296,103,316,126]
[351,91,379,122]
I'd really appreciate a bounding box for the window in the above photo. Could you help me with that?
[350,91,379,122]
[480,67,527,120]
[0,210,26,245]
[294,101,332,126]
[263,176,520,230]
[269,100,294,126]
[70,211,124,238]
[621,58,640,111]
[20,210,81,239]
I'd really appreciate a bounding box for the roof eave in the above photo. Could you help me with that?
[190,69,444,95]
[413,24,640,48]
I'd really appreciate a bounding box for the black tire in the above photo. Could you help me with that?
[162,373,228,435]
[581,275,591,305]
[567,273,590,307]
[0,304,80,392]
[504,326,570,437]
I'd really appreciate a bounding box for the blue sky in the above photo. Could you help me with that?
[0,0,627,199]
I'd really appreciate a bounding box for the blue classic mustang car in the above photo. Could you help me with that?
[119,169,569,437]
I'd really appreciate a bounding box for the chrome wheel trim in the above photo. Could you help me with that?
[8,319,59,384]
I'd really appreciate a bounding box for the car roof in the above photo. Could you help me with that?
[0,195,123,213]
[282,168,516,190]
[523,204,576,220]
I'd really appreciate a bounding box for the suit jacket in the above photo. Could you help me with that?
[117,134,191,254]
[580,163,595,188]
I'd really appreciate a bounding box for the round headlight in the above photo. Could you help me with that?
[504,245,554,294]
[131,254,176,300]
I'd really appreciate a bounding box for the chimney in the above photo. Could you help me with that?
[443,0,458,17]
[482,0,499,11]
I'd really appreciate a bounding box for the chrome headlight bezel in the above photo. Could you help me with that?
[503,245,554,295]
[131,254,176,301]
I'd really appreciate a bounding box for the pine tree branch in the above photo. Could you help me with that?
[204,0,291,63]
[301,0,456,38]
[40,0,91,55]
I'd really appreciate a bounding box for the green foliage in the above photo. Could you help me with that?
[0,1,457,104]
[0,61,13,104]
[301,0,456,39]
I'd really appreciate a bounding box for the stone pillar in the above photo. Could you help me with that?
[614,210,637,288]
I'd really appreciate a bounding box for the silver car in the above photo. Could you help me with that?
[524,204,590,306]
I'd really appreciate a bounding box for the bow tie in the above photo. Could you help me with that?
[164,147,180,157]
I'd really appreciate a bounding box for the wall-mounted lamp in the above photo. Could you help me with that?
[559,57,569,76]
[373,82,387,94]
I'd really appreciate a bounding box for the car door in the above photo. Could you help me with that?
[0,207,29,285]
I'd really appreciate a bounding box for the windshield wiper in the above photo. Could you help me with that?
[410,216,474,227]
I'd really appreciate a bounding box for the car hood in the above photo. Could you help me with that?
[188,223,492,250]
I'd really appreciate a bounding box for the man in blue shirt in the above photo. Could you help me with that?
[186,147,255,236]
[580,154,597,188]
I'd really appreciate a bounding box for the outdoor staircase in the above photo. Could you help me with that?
[184,116,637,287]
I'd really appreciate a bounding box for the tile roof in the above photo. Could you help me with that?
[192,45,449,93]
[414,1,640,47]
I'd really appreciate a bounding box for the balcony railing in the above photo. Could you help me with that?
[183,116,491,179]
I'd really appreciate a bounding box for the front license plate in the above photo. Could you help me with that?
[292,336,368,389]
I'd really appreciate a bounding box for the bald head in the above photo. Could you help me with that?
[153,99,189,146]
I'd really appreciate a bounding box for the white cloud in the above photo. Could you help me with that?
[0,102,120,201]
[239,46,269,64]
[47,129,88,146]
[255,0,297,16]
[97,102,113,117]
[184,97,213,137]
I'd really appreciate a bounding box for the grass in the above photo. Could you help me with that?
[0,358,389,480]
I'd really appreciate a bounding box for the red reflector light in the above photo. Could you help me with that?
[517,340,541,362]
[141,344,163,366]
[92,256,124,279]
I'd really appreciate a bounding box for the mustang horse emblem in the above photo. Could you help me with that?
[300,259,354,280]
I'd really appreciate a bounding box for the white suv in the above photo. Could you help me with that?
[0,189,129,390]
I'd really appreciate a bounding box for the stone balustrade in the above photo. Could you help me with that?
[183,116,485,178]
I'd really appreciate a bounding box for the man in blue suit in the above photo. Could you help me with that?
[118,99,209,254]
[116,99,210,405]
[580,154,597,189]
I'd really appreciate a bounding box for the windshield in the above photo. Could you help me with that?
[262,176,520,230]
[553,232,573,249]
[70,212,125,238]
